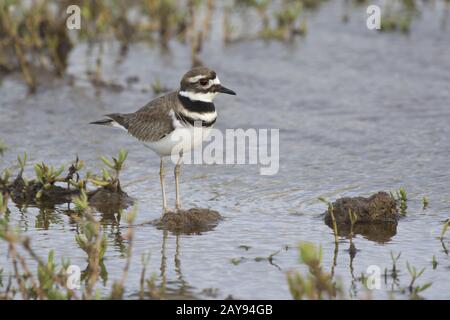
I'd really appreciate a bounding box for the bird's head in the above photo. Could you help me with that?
[179,67,236,103]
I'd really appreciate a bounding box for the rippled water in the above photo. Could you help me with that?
[1,3,450,299]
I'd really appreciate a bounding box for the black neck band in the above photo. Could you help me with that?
[175,112,216,127]
[178,93,215,114]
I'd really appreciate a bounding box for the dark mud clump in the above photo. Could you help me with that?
[324,192,399,243]
[3,174,132,213]
[8,175,78,206]
[88,186,133,215]
[153,208,222,234]
[324,191,398,224]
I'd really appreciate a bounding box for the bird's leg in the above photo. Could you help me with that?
[159,157,168,214]
[174,151,183,211]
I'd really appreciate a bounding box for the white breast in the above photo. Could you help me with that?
[143,110,213,157]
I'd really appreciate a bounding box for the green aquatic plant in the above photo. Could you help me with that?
[398,188,407,205]
[0,140,6,156]
[0,0,427,92]
[275,1,302,28]
[0,0,73,92]
[1,151,129,207]
[0,190,142,299]
[34,162,65,200]
[0,213,78,299]
[230,257,245,265]
[139,251,152,300]
[0,168,11,188]
[34,163,65,186]
[319,197,339,244]
[73,191,108,297]
[0,151,152,299]
[348,208,357,255]
[390,251,401,278]
[422,196,429,210]
[222,5,235,43]
[380,0,417,34]
[406,262,431,299]
[391,188,407,215]
[239,0,271,31]
[110,206,137,299]
[302,0,328,9]
[431,255,437,270]
[72,189,89,212]
[90,149,128,192]
[287,242,342,300]
[440,219,450,241]
[17,152,28,174]
[0,192,8,215]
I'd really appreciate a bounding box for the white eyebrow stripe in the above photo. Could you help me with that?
[188,75,207,83]
[202,76,221,89]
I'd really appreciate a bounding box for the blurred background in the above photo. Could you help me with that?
[0,0,450,300]
[1,0,448,93]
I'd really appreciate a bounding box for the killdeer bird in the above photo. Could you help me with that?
[91,67,236,213]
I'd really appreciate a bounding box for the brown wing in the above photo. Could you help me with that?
[108,92,177,142]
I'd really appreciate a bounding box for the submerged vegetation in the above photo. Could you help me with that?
[0,185,153,299]
[287,241,435,300]
[0,140,6,156]
[287,242,342,300]
[0,149,158,299]
[391,187,408,215]
[1,0,449,301]
[0,149,131,208]
[0,0,440,92]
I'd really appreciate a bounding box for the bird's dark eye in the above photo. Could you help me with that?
[199,79,209,86]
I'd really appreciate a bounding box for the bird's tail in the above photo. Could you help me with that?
[90,114,129,132]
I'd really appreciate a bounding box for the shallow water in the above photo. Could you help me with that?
[1,3,450,299]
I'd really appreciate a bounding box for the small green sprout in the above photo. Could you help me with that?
[319,197,338,244]
[33,162,65,200]
[0,193,8,215]
[287,242,339,300]
[93,149,128,191]
[391,188,407,215]
[432,255,437,270]
[100,149,128,178]
[298,242,322,268]
[72,190,89,212]
[406,262,431,298]
[422,196,429,210]
[390,251,401,276]
[0,168,11,186]
[34,163,65,186]
[440,219,450,241]
[0,140,6,156]
[17,152,28,172]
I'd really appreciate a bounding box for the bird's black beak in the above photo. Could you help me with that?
[218,85,236,95]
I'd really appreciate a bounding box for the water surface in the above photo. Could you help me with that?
[1,3,450,299]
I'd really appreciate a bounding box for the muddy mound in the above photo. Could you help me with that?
[8,176,78,206]
[153,208,222,234]
[324,191,398,225]
[88,187,133,215]
[324,192,399,243]
[5,175,133,212]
